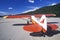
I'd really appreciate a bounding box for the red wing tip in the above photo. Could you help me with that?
[3,16,8,18]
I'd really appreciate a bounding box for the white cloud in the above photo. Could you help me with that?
[8,7,13,10]
[22,7,40,13]
[28,0,34,3]
[0,11,9,16]
[50,3,57,6]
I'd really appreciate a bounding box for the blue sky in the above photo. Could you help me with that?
[0,0,60,15]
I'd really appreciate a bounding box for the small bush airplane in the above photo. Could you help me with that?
[3,14,59,37]
[23,15,58,37]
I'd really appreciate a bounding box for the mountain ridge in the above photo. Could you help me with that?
[19,3,60,17]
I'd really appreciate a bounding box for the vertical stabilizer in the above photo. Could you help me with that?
[40,15,47,33]
[31,15,47,33]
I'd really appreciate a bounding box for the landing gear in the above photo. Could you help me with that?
[27,21,29,24]
[42,33,45,37]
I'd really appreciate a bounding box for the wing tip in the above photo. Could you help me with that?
[3,16,8,18]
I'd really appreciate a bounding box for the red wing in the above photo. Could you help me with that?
[3,14,56,18]
[48,24,58,30]
[23,24,42,32]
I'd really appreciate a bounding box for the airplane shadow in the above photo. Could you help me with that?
[13,24,32,26]
[30,30,60,37]
[30,26,60,37]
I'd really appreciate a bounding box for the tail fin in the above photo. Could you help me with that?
[40,15,47,33]
[31,15,47,33]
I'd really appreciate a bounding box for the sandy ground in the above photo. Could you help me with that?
[0,17,60,40]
